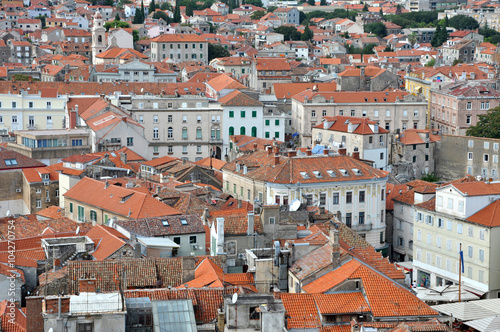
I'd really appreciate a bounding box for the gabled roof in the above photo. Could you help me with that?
[315,116,389,135]
[22,167,59,183]
[445,182,500,197]
[399,129,440,145]
[208,208,263,235]
[151,34,208,43]
[86,224,129,260]
[0,146,45,170]
[206,74,247,92]
[63,177,181,219]
[96,47,148,60]
[219,90,261,106]
[467,199,500,227]
[273,82,337,100]
[292,90,408,104]
[142,155,179,167]
[114,215,205,237]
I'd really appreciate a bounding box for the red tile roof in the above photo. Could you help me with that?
[63,177,181,219]
[273,82,337,100]
[22,167,59,183]
[206,74,247,92]
[292,90,409,104]
[208,208,263,235]
[467,199,500,227]
[0,146,46,170]
[86,224,129,260]
[399,129,440,145]
[151,34,208,43]
[315,116,389,134]
[219,89,261,106]
[281,293,321,329]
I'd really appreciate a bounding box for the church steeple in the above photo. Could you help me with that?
[92,11,106,64]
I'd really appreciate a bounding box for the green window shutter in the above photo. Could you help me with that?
[252,111,257,117]
[265,120,270,126]
[275,119,279,125]
[229,111,234,118]
[70,202,73,213]
[241,111,246,118]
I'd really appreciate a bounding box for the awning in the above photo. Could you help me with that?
[432,298,500,321]
[292,133,299,137]
[465,315,500,332]
[415,285,480,303]
[395,261,413,272]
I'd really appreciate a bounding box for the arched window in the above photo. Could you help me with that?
[229,126,234,136]
[167,127,173,138]
[97,35,102,43]
[251,126,257,137]
[240,127,246,135]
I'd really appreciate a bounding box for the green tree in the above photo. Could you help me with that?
[185,1,194,16]
[245,0,263,6]
[448,15,479,30]
[425,58,436,67]
[104,20,130,30]
[421,172,439,182]
[141,0,145,18]
[173,1,181,23]
[307,0,315,5]
[408,32,418,47]
[452,58,463,66]
[115,12,121,21]
[431,23,447,47]
[466,107,500,138]
[275,25,302,40]
[153,11,169,22]
[379,8,383,18]
[133,7,144,23]
[149,0,156,14]
[250,10,266,20]
[133,29,139,43]
[364,21,386,37]
[383,45,393,52]
[208,43,230,61]
[301,24,313,41]
[36,15,46,28]
[161,2,172,10]
[320,0,327,5]
[267,5,277,12]
[362,3,368,11]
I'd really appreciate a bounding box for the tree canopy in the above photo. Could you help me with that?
[364,21,386,37]
[466,107,500,138]
[301,24,313,41]
[160,2,172,10]
[250,10,266,20]
[245,0,263,7]
[478,27,500,44]
[385,11,438,28]
[208,44,230,61]
[431,23,448,47]
[104,20,130,30]
[153,11,169,22]
[448,15,479,30]
[305,8,357,21]
[149,0,156,14]
[275,25,302,41]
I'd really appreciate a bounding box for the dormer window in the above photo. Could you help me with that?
[312,171,322,178]
[326,170,336,177]
[339,169,348,176]
[180,218,188,225]
[352,168,362,175]
[161,219,169,226]
[300,171,310,179]
[42,174,49,180]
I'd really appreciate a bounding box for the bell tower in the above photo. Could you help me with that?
[91,11,106,64]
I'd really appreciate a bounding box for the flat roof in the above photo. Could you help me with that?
[14,129,89,136]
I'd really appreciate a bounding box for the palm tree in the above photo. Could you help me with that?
[408,32,418,47]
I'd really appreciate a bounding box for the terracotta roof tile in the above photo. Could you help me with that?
[114,215,205,237]
[86,224,129,260]
[313,292,369,314]
[281,293,321,329]
[316,116,389,135]
[206,74,247,92]
[208,209,263,235]
[219,90,261,106]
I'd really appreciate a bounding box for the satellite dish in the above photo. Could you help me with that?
[476,175,482,181]
[5,210,10,217]
[232,293,238,304]
[289,199,301,212]
[75,226,80,235]
[140,88,144,93]
[48,329,54,332]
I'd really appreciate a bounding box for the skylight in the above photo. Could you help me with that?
[300,171,310,179]
[339,169,348,176]
[4,159,17,166]
[312,171,322,178]
[326,170,336,177]
[162,219,169,226]
[180,218,188,225]
[352,168,362,175]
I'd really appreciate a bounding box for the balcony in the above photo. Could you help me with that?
[210,137,223,144]
[352,223,372,232]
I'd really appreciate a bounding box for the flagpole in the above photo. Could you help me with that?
[459,243,462,302]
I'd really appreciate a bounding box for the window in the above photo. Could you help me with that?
[36,199,42,208]
[333,193,339,204]
[167,127,173,138]
[448,198,453,209]
[311,110,316,117]
[345,213,352,227]
[457,223,463,234]
[77,323,93,332]
[380,231,384,244]
[265,119,270,126]
[241,111,246,118]
[398,237,404,247]
[381,189,385,200]
[189,236,197,244]
[153,128,159,139]
[12,101,16,108]
[417,230,422,241]
[479,249,485,262]
[480,229,485,240]
[346,192,352,203]
[72,139,83,146]
[468,152,473,160]
[173,237,181,245]
[359,212,365,224]
[427,233,432,244]
[468,245,473,258]
[182,127,188,139]
[275,119,279,126]
[196,127,202,139]
[359,191,365,203]
[77,205,84,222]
[127,137,133,146]
[438,218,444,228]
[240,127,246,135]
[70,202,73,213]
[90,210,97,222]
[479,270,484,283]
[484,154,489,162]
[413,156,417,163]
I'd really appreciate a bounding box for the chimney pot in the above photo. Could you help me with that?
[352,151,360,160]
[306,149,312,156]
[288,149,297,157]
[339,148,347,155]
[323,147,329,155]
[274,154,280,166]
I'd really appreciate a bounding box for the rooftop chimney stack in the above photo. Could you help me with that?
[288,149,297,157]
[338,148,347,155]
[352,151,360,160]
[274,153,280,166]
[329,225,340,268]
[323,147,329,155]
[306,148,312,156]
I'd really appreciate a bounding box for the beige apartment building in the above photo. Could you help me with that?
[413,182,500,298]
[149,34,209,64]
[0,89,68,135]
[119,95,223,162]
[292,90,427,147]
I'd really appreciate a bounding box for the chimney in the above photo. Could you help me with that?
[470,72,476,80]
[247,212,254,235]
[288,149,297,157]
[360,67,365,77]
[44,296,70,315]
[119,152,127,164]
[26,297,44,332]
[202,207,210,222]
[182,256,196,283]
[323,147,329,155]
[79,278,96,292]
[306,148,312,156]
[329,225,340,268]
[267,146,273,155]
[104,179,109,189]
[155,185,160,194]
[352,151,360,159]
[273,146,279,154]
[274,153,280,166]
[253,142,258,151]
[273,287,281,300]
[338,147,347,155]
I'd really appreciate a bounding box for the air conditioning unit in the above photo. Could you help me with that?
[43,181,50,186]
[15,188,21,193]
[45,198,50,202]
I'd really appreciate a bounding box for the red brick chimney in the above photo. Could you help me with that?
[352,151,360,160]
[267,146,273,155]
[79,278,97,292]
[44,296,70,315]
[274,154,280,166]
[273,146,279,154]
[306,149,312,156]
[288,150,297,157]
[339,148,347,155]
[253,143,258,151]
[323,147,329,155]
[26,297,44,332]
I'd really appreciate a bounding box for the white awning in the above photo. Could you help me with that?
[395,261,413,272]
[415,285,479,303]
[432,298,500,321]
